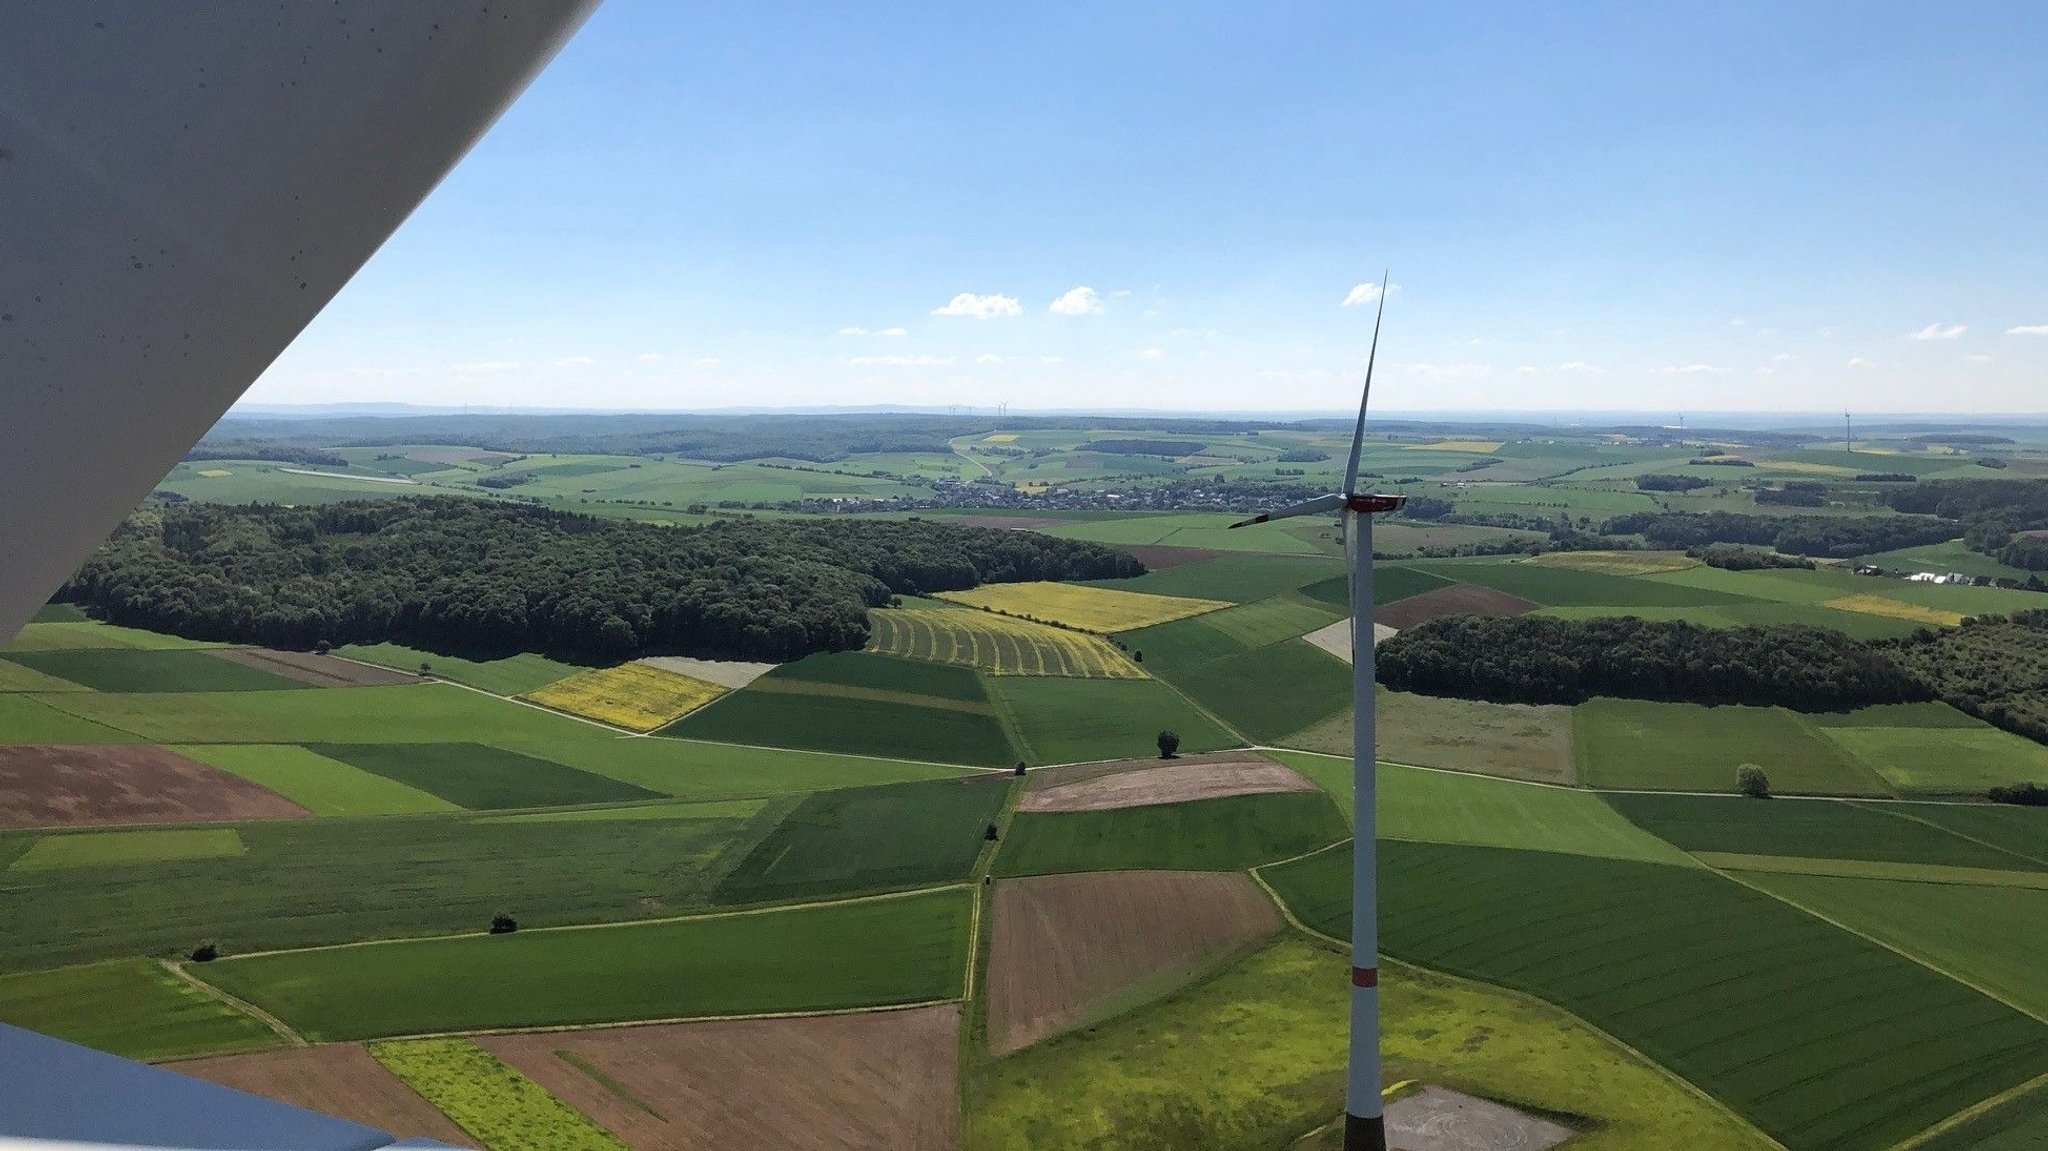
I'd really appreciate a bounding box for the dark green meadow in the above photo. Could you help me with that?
[1605,793,2048,871]
[1371,840,2048,1151]
[2,649,307,693]
[994,790,1347,876]
[1160,639,1352,742]
[989,676,1240,764]
[1083,553,1346,603]
[1421,561,1762,608]
[713,776,1011,903]
[1301,564,1454,609]
[309,742,660,810]
[1872,803,2048,866]
[768,649,992,700]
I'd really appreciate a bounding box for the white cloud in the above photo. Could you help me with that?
[1729,317,1746,327]
[2008,324,2048,336]
[553,355,596,367]
[847,354,953,367]
[1516,365,1541,375]
[1515,361,1600,375]
[1049,286,1104,316]
[1557,361,1598,373]
[1908,323,1967,341]
[691,356,720,367]
[1039,355,1065,365]
[932,292,1021,319]
[1342,281,1401,307]
[635,352,665,363]
[1967,354,1994,363]
[450,361,519,374]
[975,353,1004,365]
[1139,347,1166,360]
[837,326,869,336]
[877,326,908,337]
[1406,362,1492,382]
[1658,364,1730,375]
[1848,357,1873,368]
[1109,289,1133,299]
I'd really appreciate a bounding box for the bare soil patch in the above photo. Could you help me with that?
[1122,545,1228,570]
[1022,749,1275,792]
[1384,1085,1574,1151]
[1019,759,1317,813]
[208,648,417,688]
[1375,585,1541,630]
[1301,617,1398,664]
[478,1005,959,1151]
[986,871,1280,1054]
[0,745,310,829]
[177,1043,476,1147]
[635,655,777,690]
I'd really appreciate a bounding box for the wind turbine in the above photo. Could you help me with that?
[1229,274,1403,1151]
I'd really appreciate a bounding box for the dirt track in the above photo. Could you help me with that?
[177,1044,476,1147]
[1018,760,1317,813]
[478,1006,959,1151]
[208,648,417,688]
[0,745,310,829]
[986,871,1280,1054]
[1022,750,1274,792]
[1376,584,1541,630]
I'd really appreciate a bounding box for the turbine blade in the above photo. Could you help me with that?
[1227,492,1345,529]
[1342,270,1390,497]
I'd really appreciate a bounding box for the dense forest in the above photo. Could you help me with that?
[1376,616,1924,711]
[1603,511,1957,558]
[1880,611,2048,744]
[61,499,1141,660]
[1885,479,2048,570]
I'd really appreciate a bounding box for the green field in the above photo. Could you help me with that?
[1574,698,1890,795]
[484,735,977,800]
[1158,639,1351,743]
[201,889,972,1040]
[767,650,994,700]
[336,642,578,695]
[1084,553,1347,603]
[1917,1080,2048,1151]
[0,805,766,969]
[1817,726,2048,796]
[35,682,598,744]
[1605,793,2048,871]
[474,798,766,824]
[994,791,1347,876]
[1857,539,2038,582]
[0,658,90,693]
[713,777,1011,903]
[371,1038,625,1150]
[665,685,1017,766]
[1898,804,2048,866]
[0,695,142,743]
[1429,560,1764,608]
[1286,688,1579,783]
[5,619,226,652]
[1360,760,1693,865]
[1189,594,1342,649]
[988,675,1240,764]
[309,742,661,810]
[1043,512,1330,555]
[2,649,308,693]
[177,744,460,816]
[1370,841,2048,1151]
[0,959,278,1061]
[10,828,245,872]
[1741,873,2048,1021]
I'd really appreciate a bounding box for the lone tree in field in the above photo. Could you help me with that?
[490,912,518,934]
[189,941,218,963]
[1737,765,1771,799]
[1157,730,1180,759]
[1014,761,1027,777]
[984,823,1000,842]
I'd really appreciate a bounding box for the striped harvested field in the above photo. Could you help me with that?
[934,582,1228,633]
[525,664,726,732]
[868,604,1144,678]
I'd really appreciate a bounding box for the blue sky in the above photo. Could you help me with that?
[248,1,2048,414]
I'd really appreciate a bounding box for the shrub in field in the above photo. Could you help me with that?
[1988,781,2048,806]
[190,941,218,963]
[490,913,518,935]
[1158,730,1180,759]
[1737,765,1771,799]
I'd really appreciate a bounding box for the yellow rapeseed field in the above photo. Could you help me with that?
[1822,594,1965,628]
[1524,551,1701,576]
[934,582,1229,634]
[982,433,1020,442]
[868,604,1146,677]
[195,469,232,478]
[524,663,727,732]
[1767,460,1861,476]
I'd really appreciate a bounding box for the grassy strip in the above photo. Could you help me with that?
[0,959,280,1062]
[1696,852,2048,889]
[371,1038,626,1150]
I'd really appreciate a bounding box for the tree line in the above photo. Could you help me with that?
[1885,479,2048,571]
[1603,511,1957,558]
[61,498,1141,661]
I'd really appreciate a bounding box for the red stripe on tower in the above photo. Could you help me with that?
[1352,966,1378,988]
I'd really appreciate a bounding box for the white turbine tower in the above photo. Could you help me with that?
[1229,274,1402,1151]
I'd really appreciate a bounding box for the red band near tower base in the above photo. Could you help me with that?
[1352,966,1378,988]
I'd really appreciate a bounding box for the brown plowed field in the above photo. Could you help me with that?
[985,871,1281,1054]
[1121,545,1227,570]
[177,1043,476,1147]
[1019,760,1317,813]
[0,745,310,829]
[1022,750,1274,792]
[1375,584,1541,630]
[207,648,417,688]
[478,1005,960,1151]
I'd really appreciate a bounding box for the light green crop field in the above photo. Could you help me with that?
[309,742,661,810]
[472,798,766,824]
[663,660,1020,766]
[0,959,279,1061]
[0,659,90,693]
[1817,726,2048,796]
[1372,841,2048,1151]
[994,791,1347,876]
[712,777,1010,902]
[35,682,596,744]
[1,649,308,694]
[1189,594,1342,649]
[5,620,226,652]
[0,695,142,743]
[1043,512,1328,555]
[10,828,244,872]
[867,602,1145,678]
[1896,804,2048,867]
[201,888,972,1040]
[1606,793,2047,871]
[1081,553,1347,602]
[371,1038,625,1151]
[1574,698,1891,795]
[176,744,459,816]
[1114,612,1253,670]
[489,735,976,799]
[1160,639,1352,743]
[336,642,577,696]
[1285,688,1579,783]
[1739,873,2048,1021]
[988,676,1240,765]
[1426,561,1764,608]
[1365,760,1693,865]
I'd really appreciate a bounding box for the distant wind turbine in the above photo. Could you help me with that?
[1228,272,1403,1151]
